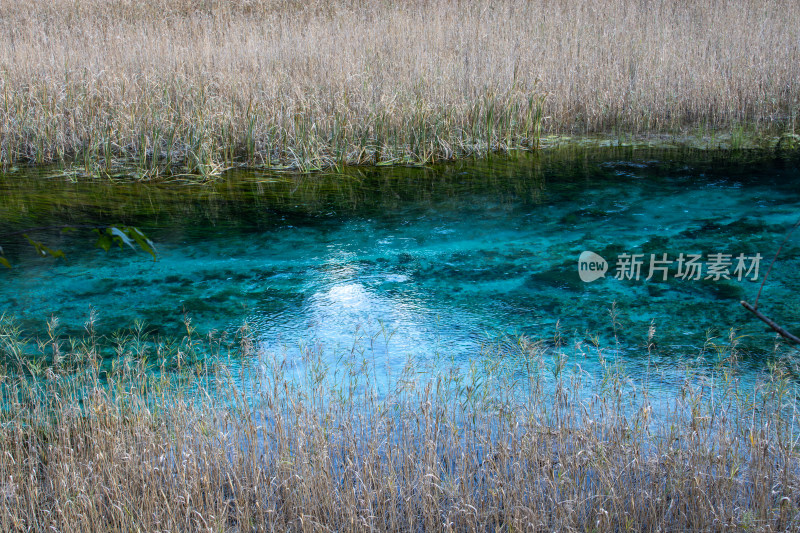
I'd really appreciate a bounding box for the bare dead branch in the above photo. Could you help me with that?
[740,300,800,344]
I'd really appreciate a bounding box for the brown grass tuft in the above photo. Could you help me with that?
[0,0,798,174]
[1,317,800,531]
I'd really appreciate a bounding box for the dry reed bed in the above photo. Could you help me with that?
[0,317,799,531]
[0,0,798,175]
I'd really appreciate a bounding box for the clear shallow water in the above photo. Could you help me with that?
[1,147,799,382]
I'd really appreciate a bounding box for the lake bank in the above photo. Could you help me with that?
[1,323,798,531]
[1,0,799,177]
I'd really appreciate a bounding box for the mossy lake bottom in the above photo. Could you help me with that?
[1,146,799,393]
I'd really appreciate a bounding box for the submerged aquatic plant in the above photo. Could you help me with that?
[0,225,156,268]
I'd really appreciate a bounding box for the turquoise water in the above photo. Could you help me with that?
[1,147,799,381]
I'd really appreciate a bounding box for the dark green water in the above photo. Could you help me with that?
[1,147,799,382]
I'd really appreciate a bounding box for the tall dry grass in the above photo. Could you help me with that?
[1,315,800,531]
[0,0,799,174]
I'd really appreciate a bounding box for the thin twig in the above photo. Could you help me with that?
[740,300,800,344]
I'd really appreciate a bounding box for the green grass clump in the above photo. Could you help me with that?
[1,315,799,531]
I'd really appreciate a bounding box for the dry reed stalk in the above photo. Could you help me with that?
[0,316,799,531]
[0,0,798,175]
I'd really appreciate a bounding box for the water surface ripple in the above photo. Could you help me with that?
[1,148,799,381]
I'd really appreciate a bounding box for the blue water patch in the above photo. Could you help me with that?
[1,148,799,383]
